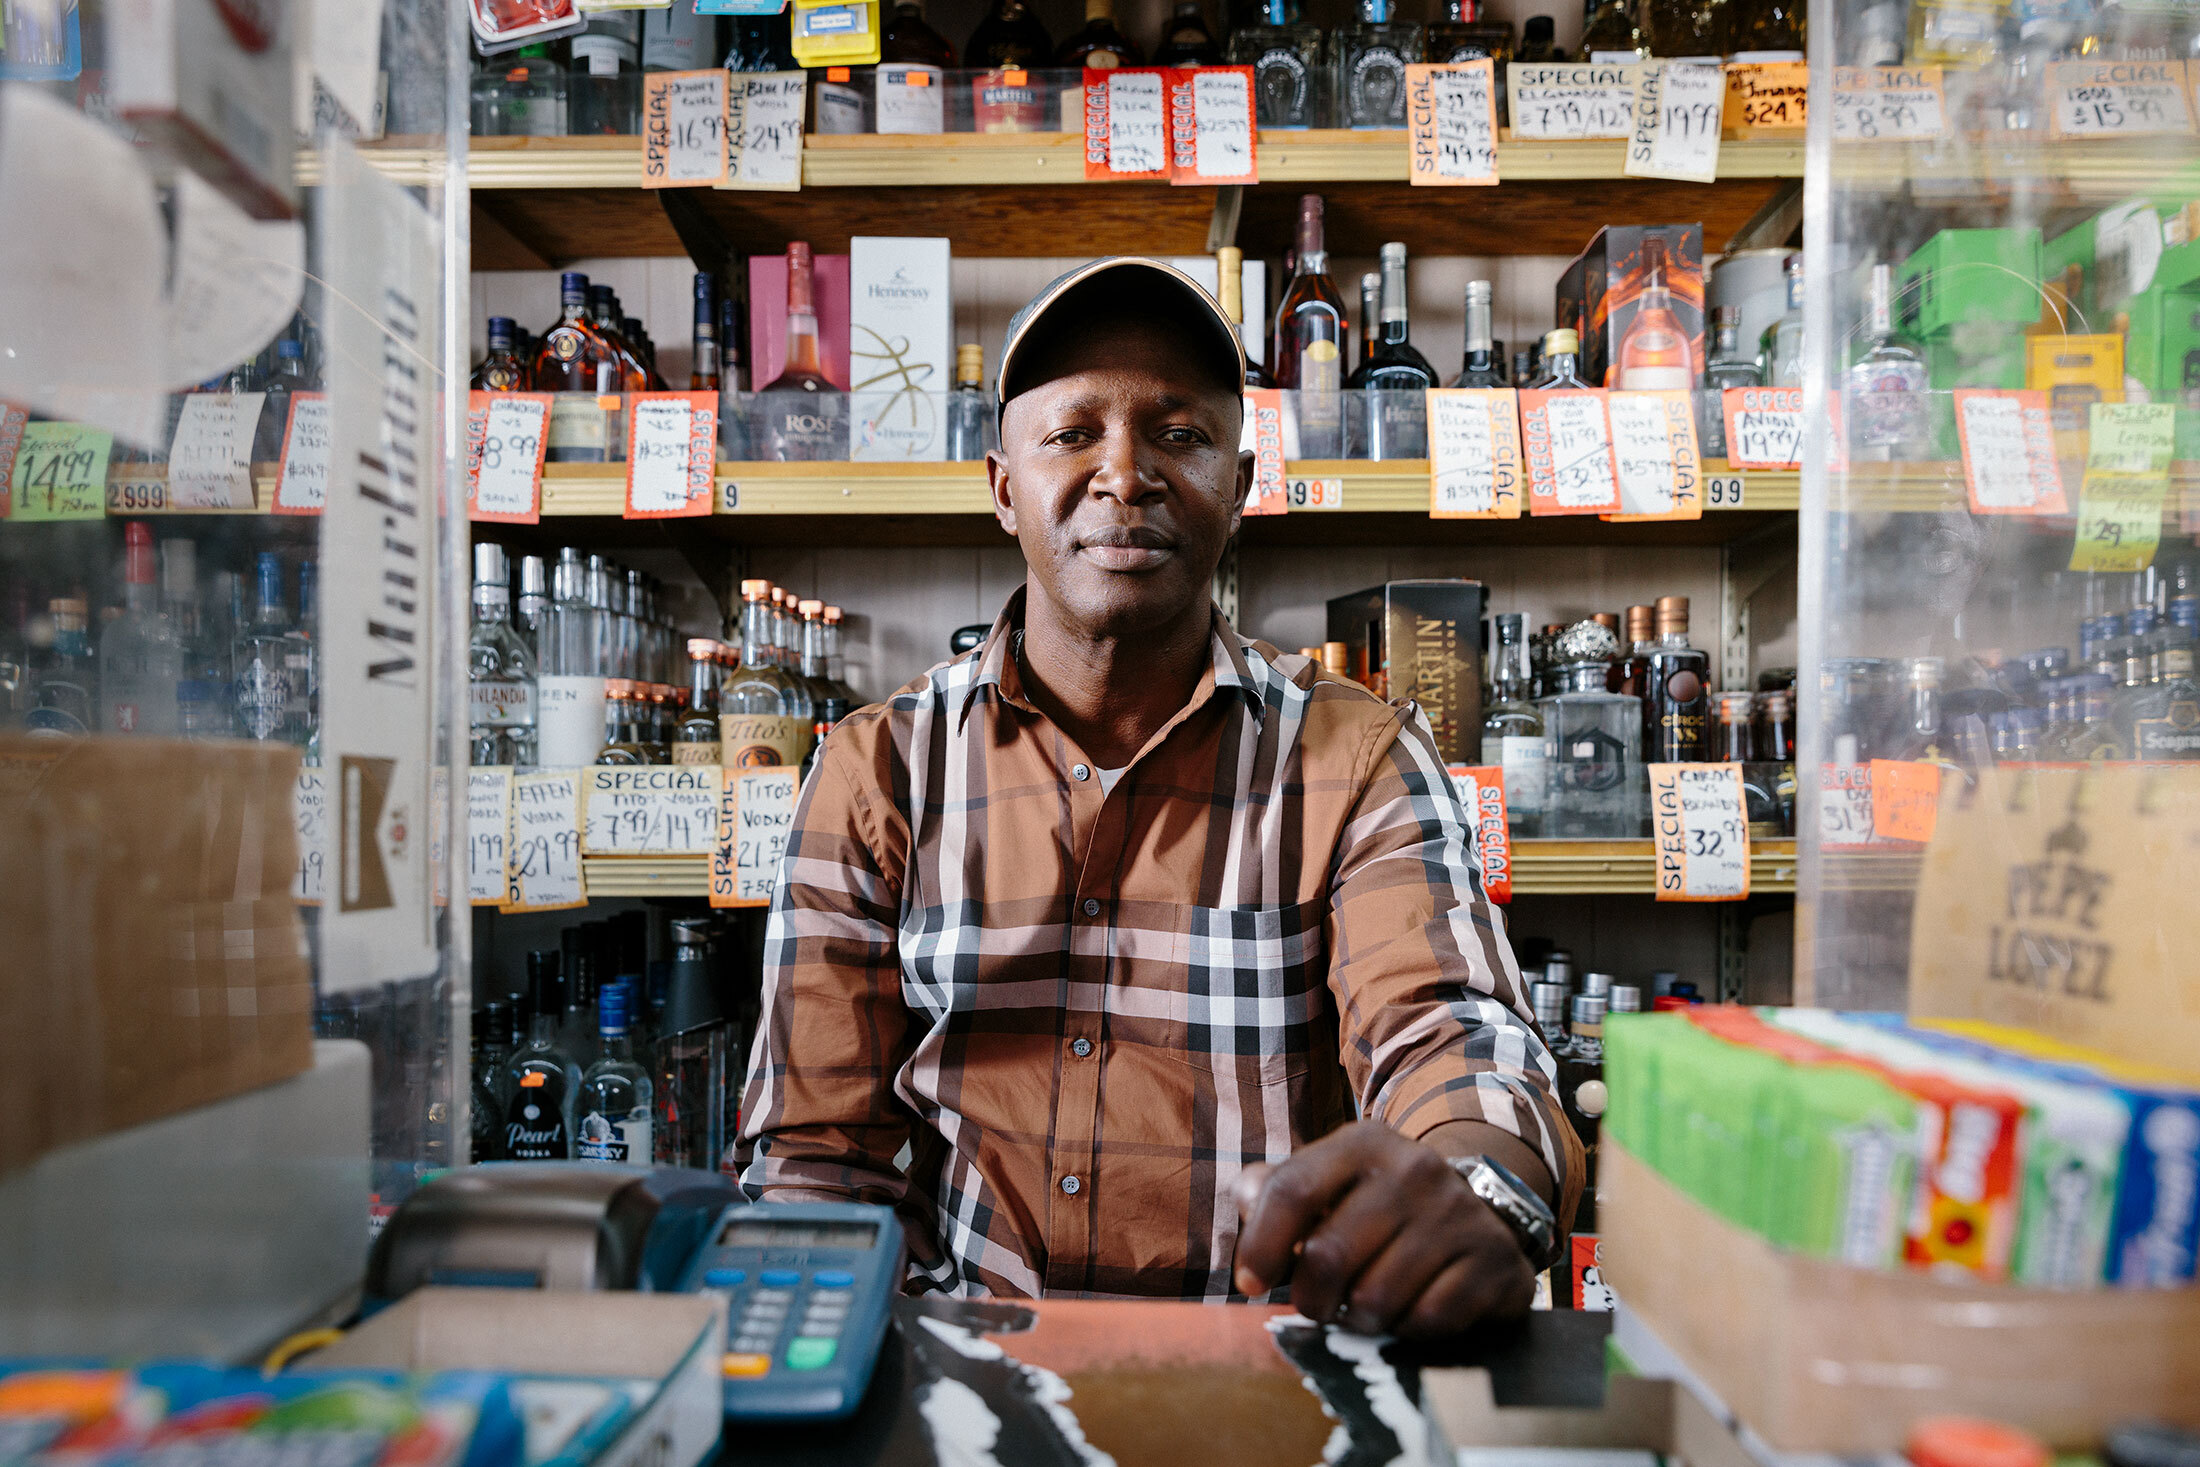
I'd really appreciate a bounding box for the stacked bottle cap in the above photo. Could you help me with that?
[1609,984,1643,1014]
[1530,981,1570,1035]
[1581,972,1614,1000]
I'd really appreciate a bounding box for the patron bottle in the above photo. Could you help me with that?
[1482,613,1547,837]
[1450,279,1508,387]
[1614,236,1696,390]
[537,548,606,766]
[1347,241,1436,459]
[751,242,849,461]
[1227,0,1325,128]
[1271,195,1348,457]
[1331,0,1421,129]
[722,578,812,768]
[1644,595,1710,762]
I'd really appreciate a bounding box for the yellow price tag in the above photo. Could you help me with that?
[8,423,111,522]
[2086,401,2176,474]
[2070,470,2167,572]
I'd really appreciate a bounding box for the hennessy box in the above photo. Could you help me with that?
[849,236,953,460]
[1554,223,1705,390]
[1325,579,1487,764]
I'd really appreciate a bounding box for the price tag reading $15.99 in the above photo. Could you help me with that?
[624,392,718,518]
[1650,762,1750,901]
[2046,58,2195,139]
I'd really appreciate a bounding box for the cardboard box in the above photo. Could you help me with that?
[1555,224,1705,391]
[1423,1366,1757,1467]
[1325,579,1486,763]
[849,237,952,461]
[0,737,312,1176]
[106,0,299,217]
[1598,1141,2200,1452]
[312,1289,727,1467]
[749,251,851,392]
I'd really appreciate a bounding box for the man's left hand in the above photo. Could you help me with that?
[1230,1122,1535,1339]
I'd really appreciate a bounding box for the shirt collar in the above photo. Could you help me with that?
[958,586,1269,731]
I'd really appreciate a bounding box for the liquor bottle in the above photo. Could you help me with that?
[818,606,857,702]
[24,598,94,740]
[1428,0,1515,73]
[622,568,652,679]
[1843,261,1930,461]
[751,242,849,462]
[560,936,605,1071]
[1348,241,1437,460]
[1154,1,1222,63]
[1614,236,1696,390]
[882,0,957,63]
[1271,195,1349,458]
[256,336,312,460]
[1331,0,1421,128]
[725,9,799,69]
[594,680,651,766]
[674,639,724,763]
[469,543,539,766]
[946,343,992,461]
[1451,279,1508,387]
[1515,13,1561,59]
[1579,0,1643,57]
[1644,595,1711,761]
[537,548,606,766]
[1356,272,1379,375]
[100,522,183,736]
[1538,621,1642,838]
[1531,980,1570,1058]
[722,580,812,768]
[1227,0,1326,129]
[1215,247,1274,390]
[234,552,297,743]
[161,541,228,737]
[470,999,516,1163]
[964,0,1053,66]
[471,43,569,136]
[576,985,655,1163]
[569,12,642,135]
[1698,304,1759,458]
[2065,674,2124,761]
[1559,992,1607,1232]
[797,599,838,713]
[656,916,733,1170]
[773,589,816,725]
[1907,0,2007,67]
[689,275,721,391]
[1531,327,1595,389]
[1714,690,1757,761]
[1759,252,1804,386]
[1893,656,1948,761]
[503,953,581,1160]
[621,314,667,390]
[1729,0,1804,54]
[288,561,319,759]
[516,555,550,650]
[1609,603,1656,698]
[2119,630,2200,758]
[474,316,531,390]
[533,271,621,394]
[1057,0,1144,66]
[589,285,652,392]
[643,0,722,69]
[1640,0,1728,58]
[1483,614,1548,837]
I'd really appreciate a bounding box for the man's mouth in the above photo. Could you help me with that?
[1076,525,1176,571]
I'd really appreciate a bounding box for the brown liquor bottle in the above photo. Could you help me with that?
[1608,603,1655,696]
[1056,0,1144,66]
[1644,594,1711,761]
[1270,194,1349,457]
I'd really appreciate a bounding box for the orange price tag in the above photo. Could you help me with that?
[826,66,850,82]
[1519,388,1618,515]
[1427,388,1523,518]
[713,766,800,908]
[1407,61,1499,186]
[907,68,930,85]
[1241,386,1288,516]
[1447,764,1512,903]
[1870,759,1942,843]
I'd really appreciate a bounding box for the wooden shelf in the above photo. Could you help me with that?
[579,838,1797,900]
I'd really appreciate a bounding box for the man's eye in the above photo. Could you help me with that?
[1160,426,1207,445]
[1050,429,1094,446]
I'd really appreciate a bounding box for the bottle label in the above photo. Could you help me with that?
[1345,45,1408,127]
[504,1078,569,1160]
[2135,701,2200,759]
[1253,48,1312,126]
[720,712,809,768]
[538,675,608,766]
[1499,736,1548,810]
[672,739,720,765]
[236,656,292,739]
[878,66,946,134]
[548,394,608,448]
[815,80,866,134]
[576,1111,651,1163]
[471,680,539,728]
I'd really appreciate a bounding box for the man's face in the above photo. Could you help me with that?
[989,319,1252,641]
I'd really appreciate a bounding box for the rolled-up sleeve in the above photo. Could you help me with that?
[1324,704,1584,1226]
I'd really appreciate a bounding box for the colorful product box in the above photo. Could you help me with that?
[848,236,952,461]
[748,252,852,392]
[1553,224,1705,390]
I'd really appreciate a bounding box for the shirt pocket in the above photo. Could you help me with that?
[1162,898,1329,1086]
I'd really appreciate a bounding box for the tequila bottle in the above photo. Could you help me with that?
[100,522,183,736]
[1331,0,1421,129]
[233,552,296,743]
[1482,614,1548,837]
[537,548,606,767]
[656,917,733,1170]
[1451,279,1508,388]
[722,578,812,768]
[1427,0,1513,68]
[1227,0,1326,129]
[1347,241,1437,459]
[469,543,539,766]
[1699,304,1760,458]
[945,343,992,461]
[751,242,849,462]
[1843,262,1930,461]
[502,953,582,1161]
[577,985,655,1163]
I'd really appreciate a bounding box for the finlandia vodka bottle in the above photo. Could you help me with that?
[470,543,539,765]
[234,552,296,742]
[577,984,654,1163]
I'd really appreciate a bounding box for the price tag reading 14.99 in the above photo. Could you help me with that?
[9,423,111,522]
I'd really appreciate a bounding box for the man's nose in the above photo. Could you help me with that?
[1087,427,1161,504]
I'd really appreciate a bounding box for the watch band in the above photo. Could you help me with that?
[1450,1155,1561,1271]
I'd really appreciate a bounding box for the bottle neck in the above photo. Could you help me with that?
[1866,267,1895,339]
[1464,295,1493,354]
[562,294,590,322]
[598,1025,632,1060]
[530,1010,560,1045]
[784,307,824,376]
[688,656,716,711]
[741,599,774,665]
[474,587,509,625]
[1379,259,1409,343]
[1786,271,1805,312]
[802,620,827,678]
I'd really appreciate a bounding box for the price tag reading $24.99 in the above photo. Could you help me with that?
[1650,762,1750,901]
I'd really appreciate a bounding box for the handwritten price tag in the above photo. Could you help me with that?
[1084,68,1169,179]
[712,766,800,907]
[1818,762,1885,850]
[1241,386,1289,516]
[7,422,111,522]
[1722,385,1803,469]
[466,391,551,523]
[2047,59,2195,139]
[1408,61,1498,186]
[584,766,721,856]
[1650,762,1750,901]
[1447,764,1512,904]
[1506,62,1636,140]
[293,767,327,906]
[1625,60,1725,183]
[467,768,512,907]
[1166,67,1256,184]
[722,71,807,191]
[624,391,718,518]
[0,404,25,518]
[168,392,262,508]
[1829,66,1948,141]
[507,769,587,911]
[1520,389,1618,515]
[1723,60,1807,137]
[2070,403,2176,573]
[1605,389,1701,521]
[273,393,329,515]
[1954,389,2066,515]
[1427,388,1522,518]
[644,69,730,187]
[1870,758,1942,844]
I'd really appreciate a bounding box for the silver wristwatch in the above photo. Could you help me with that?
[1450,1155,1561,1271]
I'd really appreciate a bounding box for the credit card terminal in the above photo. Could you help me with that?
[678,1201,904,1423]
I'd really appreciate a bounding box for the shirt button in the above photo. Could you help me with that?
[1071,1038,1092,1058]
[1082,898,1100,917]
[1061,1175,1081,1195]
[1072,763,1090,781]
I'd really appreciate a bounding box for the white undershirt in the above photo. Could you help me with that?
[1096,766,1127,794]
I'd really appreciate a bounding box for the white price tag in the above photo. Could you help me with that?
[644,69,730,187]
[1105,69,1167,175]
[627,395,697,514]
[1956,389,2066,514]
[712,766,800,907]
[1507,62,1637,140]
[1606,390,1699,519]
[467,768,511,907]
[1545,394,1618,509]
[1721,386,1803,469]
[472,395,548,519]
[1286,475,1344,510]
[1426,388,1522,518]
[584,766,721,856]
[1409,61,1498,185]
[274,393,330,514]
[1169,67,1256,183]
[1828,66,1948,141]
[1625,60,1725,183]
[293,767,327,905]
[1651,762,1750,901]
[507,769,586,911]
[2047,59,2195,138]
[876,65,945,134]
[724,72,807,190]
[167,392,263,508]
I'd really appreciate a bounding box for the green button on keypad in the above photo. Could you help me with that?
[785,1337,837,1371]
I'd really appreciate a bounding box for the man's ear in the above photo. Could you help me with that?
[1229,445,1255,538]
[987,447,1017,537]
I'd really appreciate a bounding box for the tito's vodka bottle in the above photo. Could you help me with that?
[537,548,605,766]
[721,578,811,768]
[751,242,848,462]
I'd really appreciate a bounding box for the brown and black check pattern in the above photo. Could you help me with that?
[737,589,1580,1299]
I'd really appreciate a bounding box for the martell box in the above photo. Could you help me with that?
[1325,579,1487,763]
[1555,223,1705,391]
[849,236,953,460]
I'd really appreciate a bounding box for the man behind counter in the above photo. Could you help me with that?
[736,259,1581,1338]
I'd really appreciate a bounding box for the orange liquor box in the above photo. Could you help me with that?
[1555,224,1705,391]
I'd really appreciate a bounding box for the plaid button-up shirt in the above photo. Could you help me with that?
[736,591,1580,1299]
